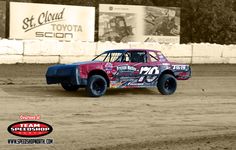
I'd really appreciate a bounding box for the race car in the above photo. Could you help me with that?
[46,49,191,97]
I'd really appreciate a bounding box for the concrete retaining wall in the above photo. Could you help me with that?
[0,39,235,64]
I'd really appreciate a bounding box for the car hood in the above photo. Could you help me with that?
[72,61,102,65]
[47,61,103,71]
[46,61,104,76]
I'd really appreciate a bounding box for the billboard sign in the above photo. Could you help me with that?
[10,2,95,41]
[99,4,180,43]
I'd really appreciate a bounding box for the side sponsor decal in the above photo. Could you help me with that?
[172,65,187,70]
[104,63,113,71]
[117,65,136,72]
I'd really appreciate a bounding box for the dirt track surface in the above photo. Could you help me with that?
[0,64,236,150]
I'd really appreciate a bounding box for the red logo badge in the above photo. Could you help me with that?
[8,121,53,137]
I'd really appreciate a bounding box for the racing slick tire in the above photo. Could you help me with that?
[86,75,107,97]
[157,74,177,95]
[61,83,79,91]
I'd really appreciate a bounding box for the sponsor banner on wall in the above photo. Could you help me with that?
[10,2,95,41]
[0,1,6,38]
[99,4,180,43]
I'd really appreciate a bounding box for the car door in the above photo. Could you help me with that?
[141,51,161,86]
[114,50,152,87]
[130,51,161,87]
[110,50,160,88]
[110,52,136,87]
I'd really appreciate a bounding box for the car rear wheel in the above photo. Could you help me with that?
[86,75,107,97]
[157,74,177,95]
[61,83,79,91]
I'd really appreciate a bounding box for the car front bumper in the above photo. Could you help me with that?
[46,65,87,85]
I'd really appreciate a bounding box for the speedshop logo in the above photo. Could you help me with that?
[8,121,53,137]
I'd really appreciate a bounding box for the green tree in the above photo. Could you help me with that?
[181,0,236,44]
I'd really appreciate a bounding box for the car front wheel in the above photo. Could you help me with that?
[157,74,177,95]
[61,83,79,91]
[86,75,107,97]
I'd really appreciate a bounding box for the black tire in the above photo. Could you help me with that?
[86,75,107,97]
[61,83,79,91]
[157,74,177,95]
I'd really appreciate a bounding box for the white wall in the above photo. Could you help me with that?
[0,39,235,64]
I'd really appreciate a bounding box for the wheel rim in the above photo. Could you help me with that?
[92,79,105,95]
[164,78,176,92]
[67,84,72,87]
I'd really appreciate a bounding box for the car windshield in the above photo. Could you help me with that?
[92,52,124,62]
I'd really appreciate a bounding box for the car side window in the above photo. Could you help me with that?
[128,51,147,63]
[149,52,159,62]
[121,53,130,62]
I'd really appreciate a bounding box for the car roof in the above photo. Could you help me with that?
[104,49,161,53]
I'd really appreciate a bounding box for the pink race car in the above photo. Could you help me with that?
[46,49,191,97]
